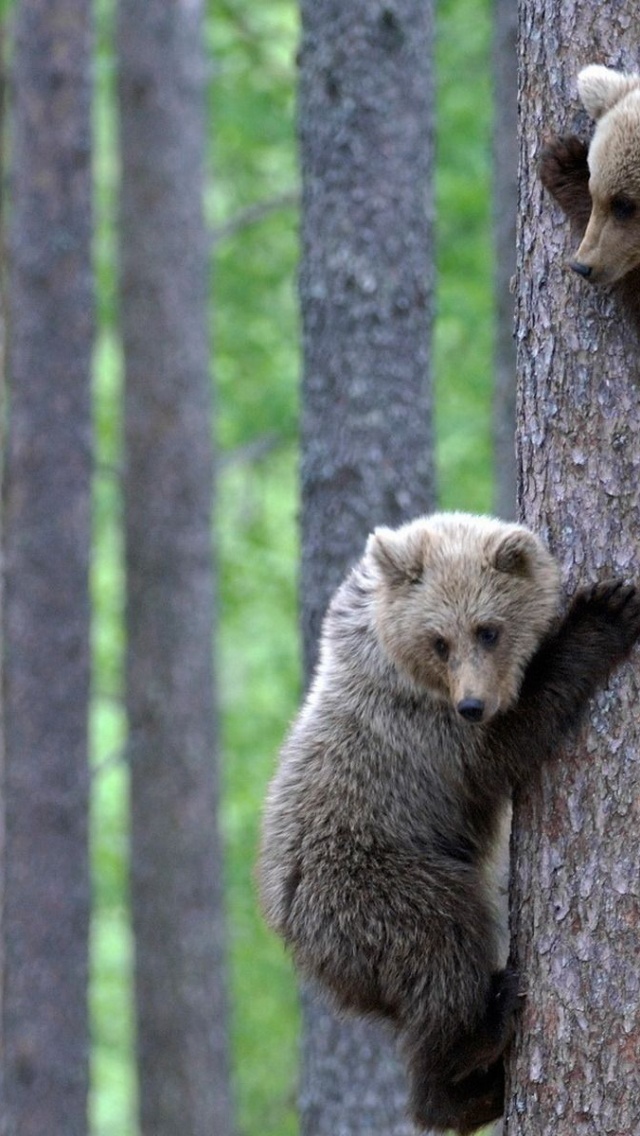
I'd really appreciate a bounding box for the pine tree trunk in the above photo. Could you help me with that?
[2,2,93,1133]
[492,0,518,520]
[118,4,233,1133]
[507,8,640,1134]
[298,0,435,1130]
[0,24,7,1122]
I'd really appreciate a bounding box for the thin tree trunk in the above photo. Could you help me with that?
[492,0,518,520]
[507,9,640,1134]
[0,22,7,1124]
[2,2,93,1134]
[298,0,435,1130]
[117,4,233,1134]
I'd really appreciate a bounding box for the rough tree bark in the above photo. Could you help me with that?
[297,0,435,1131]
[0,24,6,1120]
[117,3,233,1134]
[2,2,93,1134]
[492,0,518,520]
[507,8,640,1135]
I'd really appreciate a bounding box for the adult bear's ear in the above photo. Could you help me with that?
[577,64,640,121]
[367,525,428,586]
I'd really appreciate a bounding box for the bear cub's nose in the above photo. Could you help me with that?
[457,698,485,723]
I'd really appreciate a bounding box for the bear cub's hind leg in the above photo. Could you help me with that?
[409,1053,504,1135]
[449,967,522,1084]
[407,968,522,1134]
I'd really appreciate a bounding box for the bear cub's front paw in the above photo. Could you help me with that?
[569,579,640,659]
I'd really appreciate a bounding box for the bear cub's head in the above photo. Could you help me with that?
[572,64,640,284]
[367,513,560,725]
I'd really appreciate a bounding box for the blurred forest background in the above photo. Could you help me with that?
[3,0,505,1133]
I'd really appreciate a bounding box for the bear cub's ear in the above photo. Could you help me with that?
[367,525,427,586]
[577,64,640,121]
[491,529,539,579]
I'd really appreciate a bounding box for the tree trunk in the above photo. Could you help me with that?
[298,0,435,1130]
[0,23,7,1123]
[117,4,233,1134]
[492,0,518,520]
[2,2,93,1133]
[507,9,640,1134]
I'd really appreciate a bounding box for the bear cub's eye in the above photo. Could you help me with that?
[611,195,637,223]
[433,636,449,661]
[476,625,500,649]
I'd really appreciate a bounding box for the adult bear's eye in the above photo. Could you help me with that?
[611,195,637,222]
[477,625,500,649]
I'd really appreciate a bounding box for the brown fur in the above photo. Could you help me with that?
[258,512,640,1134]
[539,65,640,331]
[575,66,640,284]
[539,133,593,233]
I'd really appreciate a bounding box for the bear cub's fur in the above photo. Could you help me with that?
[259,512,640,1134]
[540,64,640,325]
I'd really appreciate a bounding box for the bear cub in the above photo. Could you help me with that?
[258,512,640,1134]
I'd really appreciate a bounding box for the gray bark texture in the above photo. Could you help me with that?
[0,26,6,1118]
[2,2,93,1134]
[507,8,640,1135]
[117,3,233,1134]
[297,0,435,1130]
[492,0,518,520]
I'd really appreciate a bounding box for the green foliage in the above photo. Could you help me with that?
[213,0,299,455]
[435,0,494,512]
[219,451,301,1136]
[214,4,301,1129]
[91,324,132,1136]
[90,10,132,1132]
[90,0,496,1133]
[89,724,136,1136]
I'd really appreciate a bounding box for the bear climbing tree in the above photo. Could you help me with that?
[506,3,640,1133]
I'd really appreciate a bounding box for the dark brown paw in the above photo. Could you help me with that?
[451,1061,505,1135]
[411,1062,504,1136]
[491,967,524,1035]
[571,579,640,658]
[539,134,592,230]
[445,968,522,1089]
